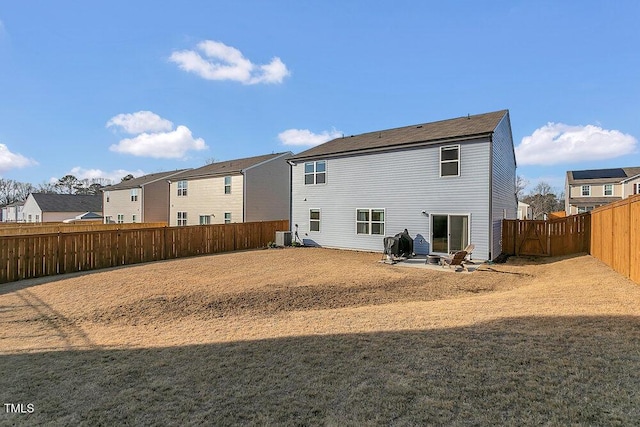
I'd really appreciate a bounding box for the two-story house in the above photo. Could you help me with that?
[168,152,292,226]
[1,201,25,222]
[565,167,640,215]
[287,110,517,261]
[102,170,188,224]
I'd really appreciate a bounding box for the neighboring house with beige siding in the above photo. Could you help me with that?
[22,193,102,222]
[287,110,516,261]
[168,152,291,226]
[102,170,188,224]
[565,167,640,215]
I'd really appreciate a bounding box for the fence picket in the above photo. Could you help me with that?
[0,220,289,284]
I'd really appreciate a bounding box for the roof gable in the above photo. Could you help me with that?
[288,110,508,161]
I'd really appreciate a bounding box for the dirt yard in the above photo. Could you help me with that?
[1,247,640,425]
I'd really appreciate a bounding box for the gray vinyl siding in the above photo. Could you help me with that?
[490,113,517,259]
[291,138,493,260]
[244,154,291,222]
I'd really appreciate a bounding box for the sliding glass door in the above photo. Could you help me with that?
[431,214,469,254]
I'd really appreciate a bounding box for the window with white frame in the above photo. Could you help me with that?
[35,215,40,222]
[604,184,613,196]
[304,161,326,185]
[578,206,594,213]
[177,211,187,226]
[130,188,138,202]
[440,145,460,177]
[356,209,385,235]
[117,214,124,224]
[199,215,211,225]
[309,209,320,232]
[28,214,32,222]
[224,212,231,224]
[581,185,591,196]
[105,191,110,203]
[177,180,188,196]
[105,216,113,224]
[224,176,231,194]
[132,214,137,223]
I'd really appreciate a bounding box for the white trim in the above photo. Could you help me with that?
[355,208,386,236]
[429,212,471,254]
[309,208,321,232]
[440,144,461,178]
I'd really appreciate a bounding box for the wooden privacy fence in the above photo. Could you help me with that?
[590,195,640,284]
[0,222,167,236]
[502,213,591,257]
[0,220,289,284]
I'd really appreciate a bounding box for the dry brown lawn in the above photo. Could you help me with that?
[1,247,640,425]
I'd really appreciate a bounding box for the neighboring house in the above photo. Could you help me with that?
[565,167,640,215]
[22,193,102,223]
[168,152,292,226]
[517,201,533,220]
[102,170,188,224]
[1,201,25,222]
[287,110,517,261]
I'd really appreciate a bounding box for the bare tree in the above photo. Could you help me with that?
[0,179,35,205]
[521,181,563,219]
[515,175,528,202]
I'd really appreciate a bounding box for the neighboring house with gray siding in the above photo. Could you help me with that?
[287,110,516,261]
[22,193,102,222]
[168,152,291,226]
[102,170,188,224]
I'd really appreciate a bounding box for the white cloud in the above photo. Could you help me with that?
[169,40,290,85]
[106,111,173,134]
[278,128,343,146]
[63,167,146,183]
[107,112,207,159]
[515,123,638,166]
[110,125,207,159]
[0,143,37,174]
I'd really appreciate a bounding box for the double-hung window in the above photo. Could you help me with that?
[177,212,187,226]
[117,214,124,224]
[199,215,211,225]
[178,181,188,196]
[581,185,591,196]
[132,215,137,223]
[440,146,460,177]
[105,191,110,203]
[224,212,232,224]
[356,209,385,235]
[130,188,138,202]
[224,176,231,194]
[304,161,326,185]
[309,209,320,232]
[604,184,613,196]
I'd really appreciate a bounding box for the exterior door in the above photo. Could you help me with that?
[431,214,469,254]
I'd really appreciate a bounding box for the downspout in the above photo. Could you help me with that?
[241,170,246,222]
[166,180,172,225]
[139,185,144,223]
[287,160,294,232]
[488,134,494,261]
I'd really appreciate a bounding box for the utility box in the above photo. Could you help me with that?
[275,231,292,247]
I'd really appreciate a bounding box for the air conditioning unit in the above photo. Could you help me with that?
[275,231,292,247]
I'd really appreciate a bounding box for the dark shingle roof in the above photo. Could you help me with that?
[104,170,189,191]
[170,152,291,181]
[567,167,640,184]
[31,193,102,213]
[288,110,509,161]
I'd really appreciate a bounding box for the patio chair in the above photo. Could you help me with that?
[440,250,469,272]
[463,244,475,260]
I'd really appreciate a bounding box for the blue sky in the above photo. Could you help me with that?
[1,1,638,194]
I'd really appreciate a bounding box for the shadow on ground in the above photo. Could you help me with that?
[2,315,640,426]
